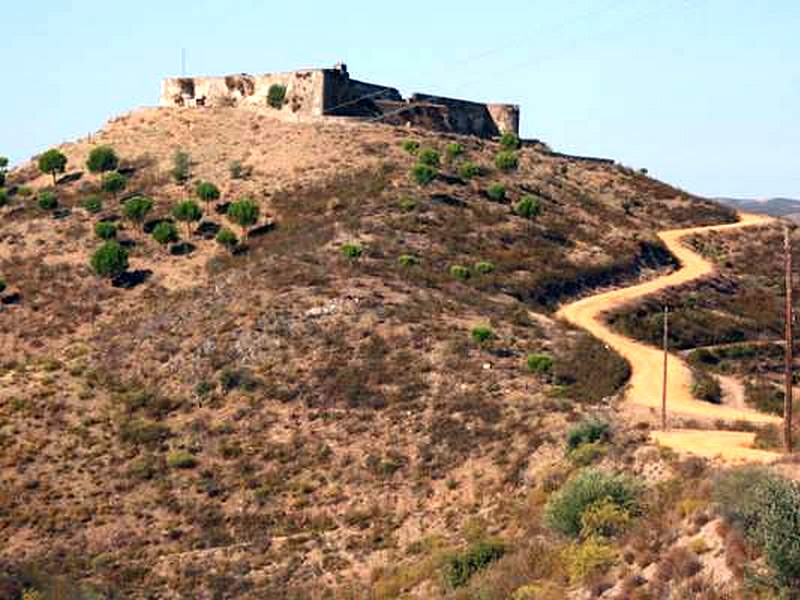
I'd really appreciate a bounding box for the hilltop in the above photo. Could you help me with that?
[1,106,797,599]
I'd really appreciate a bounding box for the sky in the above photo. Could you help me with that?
[2,0,798,199]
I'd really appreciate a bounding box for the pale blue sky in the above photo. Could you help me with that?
[2,1,798,198]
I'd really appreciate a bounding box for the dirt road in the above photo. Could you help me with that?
[557,213,781,463]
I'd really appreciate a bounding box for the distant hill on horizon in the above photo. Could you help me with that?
[717,197,800,221]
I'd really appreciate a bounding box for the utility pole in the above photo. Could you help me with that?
[784,226,794,453]
[662,306,669,430]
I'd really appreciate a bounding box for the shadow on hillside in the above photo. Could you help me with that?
[112,269,152,289]
[170,242,196,256]
[57,171,83,185]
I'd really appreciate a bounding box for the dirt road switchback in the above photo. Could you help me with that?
[557,213,782,463]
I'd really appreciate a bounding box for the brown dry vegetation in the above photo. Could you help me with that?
[2,106,785,599]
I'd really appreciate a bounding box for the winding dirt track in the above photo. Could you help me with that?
[557,213,781,463]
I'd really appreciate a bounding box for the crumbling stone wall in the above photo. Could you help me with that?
[159,64,520,138]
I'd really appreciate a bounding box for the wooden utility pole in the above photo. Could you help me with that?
[784,227,794,453]
[662,306,669,430]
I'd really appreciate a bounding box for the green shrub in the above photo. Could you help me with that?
[499,132,521,150]
[17,186,32,198]
[227,197,259,237]
[86,146,119,173]
[544,469,642,538]
[443,540,506,588]
[172,200,202,236]
[579,496,630,538]
[267,84,287,109]
[495,150,519,171]
[123,196,154,230]
[445,142,464,160]
[94,221,117,240]
[101,171,127,195]
[167,450,197,469]
[401,139,420,155]
[90,241,128,279]
[418,148,440,167]
[215,228,238,252]
[82,195,103,213]
[714,468,800,587]
[526,353,553,374]
[152,221,178,245]
[37,148,67,184]
[341,243,363,259]
[0,189,7,207]
[487,183,506,201]
[563,537,617,584]
[171,150,191,183]
[691,370,721,404]
[450,264,470,280]
[471,326,494,344]
[411,163,437,186]
[458,162,482,179]
[515,195,542,219]
[398,196,417,212]
[196,180,220,207]
[566,417,611,451]
[398,254,418,267]
[37,190,57,210]
[474,261,495,274]
[568,442,607,467]
[745,380,784,415]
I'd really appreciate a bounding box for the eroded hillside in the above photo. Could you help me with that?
[4,107,792,599]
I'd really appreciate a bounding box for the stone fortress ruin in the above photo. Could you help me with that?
[160,63,519,139]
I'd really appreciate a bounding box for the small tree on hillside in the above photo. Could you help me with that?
[172,150,191,183]
[227,198,259,239]
[101,171,127,197]
[195,181,220,211]
[123,196,154,233]
[91,241,129,281]
[215,228,238,254]
[152,221,178,250]
[267,84,287,109]
[172,200,202,238]
[38,149,68,184]
[0,156,8,187]
[86,146,119,173]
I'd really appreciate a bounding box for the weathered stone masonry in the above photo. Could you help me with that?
[160,63,520,139]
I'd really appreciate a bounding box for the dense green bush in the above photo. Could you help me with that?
[0,189,7,207]
[445,142,464,160]
[171,150,191,183]
[152,221,178,245]
[474,261,495,274]
[101,171,127,195]
[341,243,363,259]
[227,197,259,237]
[401,139,420,155]
[515,195,542,219]
[443,540,506,588]
[167,450,197,469]
[82,195,103,213]
[499,132,521,150]
[544,469,642,538]
[458,162,482,179]
[37,148,67,184]
[495,150,519,171]
[90,241,128,279]
[714,467,800,587]
[397,254,419,267]
[86,146,119,173]
[215,228,238,252]
[566,417,611,451]
[267,84,287,109]
[411,163,437,186]
[37,190,57,210]
[172,200,202,236]
[123,196,153,230]
[94,221,117,240]
[418,148,441,167]
[563,537,617,584]
[526,353,553,374]
[450,264,470,280]
[691,370,722,404]
[471,326,494,343]
[745,380,784,415]
[196,180,220,207]
[487,183,506,201]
